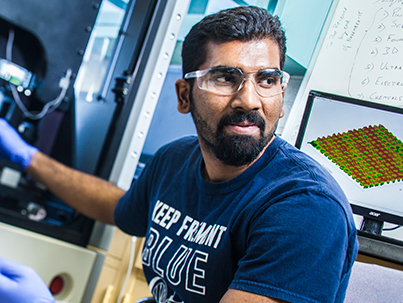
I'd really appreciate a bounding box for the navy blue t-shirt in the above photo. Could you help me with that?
[114,136,358,303]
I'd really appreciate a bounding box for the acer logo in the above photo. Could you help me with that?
[369,211,381,218]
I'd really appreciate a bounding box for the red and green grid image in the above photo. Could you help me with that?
[309,124,403,189]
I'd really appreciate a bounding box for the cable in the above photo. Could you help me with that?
[6,29,72,120]
[383,225,402,231]
[6,29,13,62]
[9,70,72,120]
[116,236,137,303]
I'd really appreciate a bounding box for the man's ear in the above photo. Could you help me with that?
[175,79,191,114]
[280,107,285,118]
[279,92,285,118]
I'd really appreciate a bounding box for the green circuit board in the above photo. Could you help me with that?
[309,124,403,188]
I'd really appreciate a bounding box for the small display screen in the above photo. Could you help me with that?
[296,91,403,225]
[0,58,32,88]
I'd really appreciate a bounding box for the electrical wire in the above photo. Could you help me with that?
[6,29,72,120]
[383,225,402,231]
[116,236,137,303]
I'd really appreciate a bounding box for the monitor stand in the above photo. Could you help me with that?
[357,217,403,264]
[360,217,384,235]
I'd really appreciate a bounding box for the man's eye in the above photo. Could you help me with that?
[210,73,237,85]
[258,75,279,87]
[216,74,235,82]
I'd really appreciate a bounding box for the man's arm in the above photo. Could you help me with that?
[220,289,288,303]
[0,118,124,224]
[27,152,125,224]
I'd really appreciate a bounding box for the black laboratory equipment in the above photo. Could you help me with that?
[0,0,175,247]
[0,0,102,246]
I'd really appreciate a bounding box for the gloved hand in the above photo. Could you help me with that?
[0,257,55,303]
[0,118,39,169]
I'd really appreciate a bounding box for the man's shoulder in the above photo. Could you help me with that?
[261,137,348,205]
[150,135,200,167]
[274,136,335,177]
[267,137,355,223]
[267,136,328,176]
[156,135,199,156]
[164,135,199,148]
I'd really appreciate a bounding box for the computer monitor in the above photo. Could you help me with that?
[295,91,403,237]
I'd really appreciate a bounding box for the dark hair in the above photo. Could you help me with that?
[181,6,286,77]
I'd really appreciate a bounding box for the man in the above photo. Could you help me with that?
[0,6,358,303]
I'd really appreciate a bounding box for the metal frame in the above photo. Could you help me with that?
[108,0,190,190]
[88,0,190,251]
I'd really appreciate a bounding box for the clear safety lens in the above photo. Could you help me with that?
[184,67,289,97]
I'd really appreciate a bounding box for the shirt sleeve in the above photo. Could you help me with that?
[114,174,150,237]
[229,190,357,303]
[114,150,164,236]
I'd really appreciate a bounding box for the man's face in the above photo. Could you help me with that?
[187,39,285,167]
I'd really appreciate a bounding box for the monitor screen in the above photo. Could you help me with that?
[295,91,403,226]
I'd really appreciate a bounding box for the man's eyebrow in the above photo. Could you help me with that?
[209,65,235,69]
[208,66,282,72]
[254,66,281,70]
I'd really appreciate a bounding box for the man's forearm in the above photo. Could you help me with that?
[26,152,125,225]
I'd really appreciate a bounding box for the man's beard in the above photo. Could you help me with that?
[190,99,276,167]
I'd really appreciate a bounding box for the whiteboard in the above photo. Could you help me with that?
[282,0,403,144]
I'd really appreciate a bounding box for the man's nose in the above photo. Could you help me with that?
[230,78,261,111]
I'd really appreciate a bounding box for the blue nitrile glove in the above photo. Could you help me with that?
[0,118,39,169]
[0,257,55,303]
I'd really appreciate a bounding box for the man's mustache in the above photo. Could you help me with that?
[217,111,266,132]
